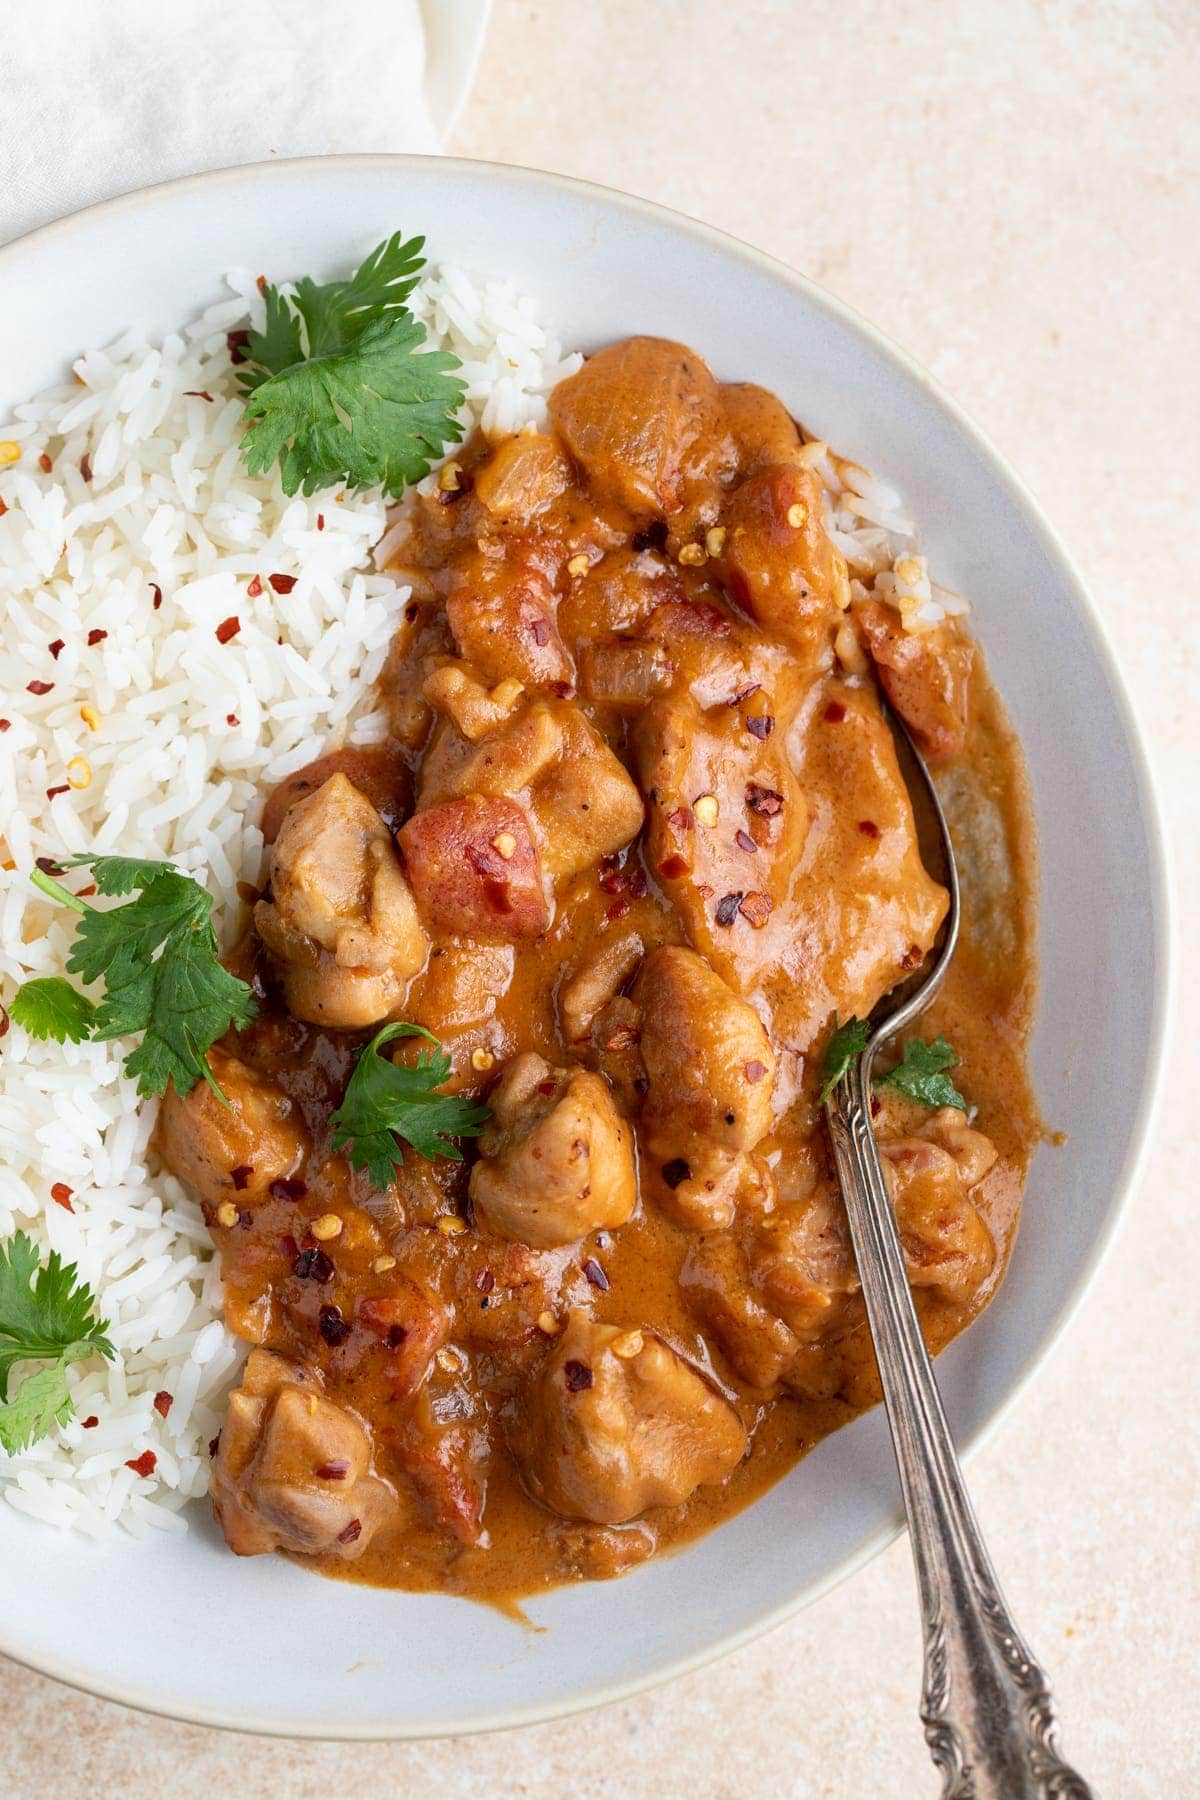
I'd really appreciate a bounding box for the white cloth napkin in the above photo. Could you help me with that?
[1,0,440,247]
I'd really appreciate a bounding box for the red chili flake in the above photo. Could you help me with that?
[536,1079,558,1096]
[901,943,924,971]
[38,452,53,473]
[208,1435,221,1457]
[125,1450,157,1478]
[384,1324,407,1350]
[268,573,297,595]
[270,1175,307,1200]
[870,1093,883,1119]
[0,720,10,732]
[319,1304,351,1346]
[87,628,108,646]
[857,819,881,840]
[735,829,758,854]
[316,1459,350,1481]
[215,616,240,644]
[82,1415,99,1429]
[279,1234,300,1262]
[247,574,263,598]
[48,639,66,660]
[823,700,847,723]
[658,854,689,880]
[661,1158,691,1189]
[230,1164,253,1190]
[475,1268,495,1294]
[604,897,630,923]
[0,498,6,517]
[75,885,96,898]
[632,520,669,553]
[744,1060,767,1083]
[80,453,93,483]
[628,865,647,899]
[316,513,325,531]
[295,1247,334,1282]
[27,680,54,695]
[227,328,250,364]
[530,618,551,647]
[237,1208,253,1229]
[183,390,214,402]
[744,713,775,740]
[50,1182,74,1212]
[746,783,784,816]
[666,805,693,832]
[35,856,65,876]
[46,784,70,800]
[598,860,627,895]
[150,582,163,610]
[582,1257,609,1291]
[715,891,744,927]
[739,891,774,929]
[226,713,239,727]
[404,602,419,622]
[153,1390,173,1418]
[564,1360,594,1393]
[256,274,268,294]
[0,1004,8,1038]
[726,682,761,708]
[337,1518,363,1545]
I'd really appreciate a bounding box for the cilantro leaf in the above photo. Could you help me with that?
[875,1035,967,1112]
[236,233,466,499]
[25,857,257,1098]
[330,1021,491,1186]
[242,314,465,499]
[819,1015,870,1103]
[291,230,427,358]
[9,977,98,1044]
[0,1232,113,1453]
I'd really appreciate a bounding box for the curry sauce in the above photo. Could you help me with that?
[156,336,1039,1603]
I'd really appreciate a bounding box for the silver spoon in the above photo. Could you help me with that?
[822,716,1092,1799]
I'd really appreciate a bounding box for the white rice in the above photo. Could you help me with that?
[0,259,942,1542]
[0,262,579,1538]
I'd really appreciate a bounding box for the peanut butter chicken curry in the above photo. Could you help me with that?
[156,336,1038,1600]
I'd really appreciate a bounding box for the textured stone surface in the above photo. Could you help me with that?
[4,2,1196,1793]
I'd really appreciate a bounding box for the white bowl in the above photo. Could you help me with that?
[0,156,1169,1738]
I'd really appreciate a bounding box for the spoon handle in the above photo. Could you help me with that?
[825,1056,1092,1799]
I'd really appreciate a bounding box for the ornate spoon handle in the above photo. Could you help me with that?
[825,1055,1092,1799]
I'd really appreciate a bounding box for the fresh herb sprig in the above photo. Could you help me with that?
[875,1035,967,1112]
[819,1016,967,1113]
[9,857,256,1099]
[330,1021,491,1187]
[0,1233,114,1454]
[238,232,467,499]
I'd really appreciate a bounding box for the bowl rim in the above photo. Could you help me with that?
[0,150,1173,1741]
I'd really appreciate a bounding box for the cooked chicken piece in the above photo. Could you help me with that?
[558,933,644,1044]
[854,598,974,760]
[444,545,574,690]
[255,774,427,1029]
[157,1049,305,1206]
[471,431,573,523]
[469,1052,636,1248]
[634,946,775,1229]
[419,698,644,884]
[514,1310,747,1523]
[406,941,515,1033]
[259,743,413,844]
[880,1134,996,1305]
[680,1235,800,1389]
[398,794,549,939]
[211,1349,395,1559]
[720,382,807,474]
[921,1107,999,1188]
[751,1189,862,1341]
[549,337,732,516]
[714,463,845,668]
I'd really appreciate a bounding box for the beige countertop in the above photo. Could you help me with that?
[4,2,1196,1793]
